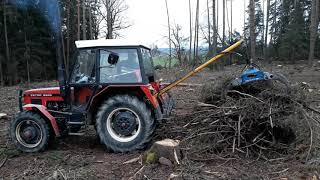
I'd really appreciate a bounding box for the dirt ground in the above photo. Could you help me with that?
[0,61,320,179]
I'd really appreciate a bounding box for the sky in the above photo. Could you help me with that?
[121,0,253,48]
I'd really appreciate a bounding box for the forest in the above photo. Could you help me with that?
[0,0,319,86]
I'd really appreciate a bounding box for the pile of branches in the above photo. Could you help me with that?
[181,79,320,161]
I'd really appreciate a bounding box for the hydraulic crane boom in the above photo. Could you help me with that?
[156,39,244,96]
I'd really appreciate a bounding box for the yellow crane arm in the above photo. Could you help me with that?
[156,39,244,97]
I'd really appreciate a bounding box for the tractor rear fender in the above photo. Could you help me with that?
[89,85,163,123]
[23,104,60,137]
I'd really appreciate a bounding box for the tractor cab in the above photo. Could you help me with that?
[71,40,155,85]
[66,40,164,115]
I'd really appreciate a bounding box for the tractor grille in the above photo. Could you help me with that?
[31,99,42,105]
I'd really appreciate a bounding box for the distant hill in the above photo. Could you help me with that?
[157,47,209,55]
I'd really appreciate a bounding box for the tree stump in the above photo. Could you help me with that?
[144,139,181,165]
[0,113,7,120]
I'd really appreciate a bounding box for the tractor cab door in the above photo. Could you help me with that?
[98,48,143,84]
[69,49,97,111]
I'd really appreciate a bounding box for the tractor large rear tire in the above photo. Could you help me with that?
[10,111,51,153]
[96,95,155,153]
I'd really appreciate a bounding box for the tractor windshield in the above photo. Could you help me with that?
[99,48,142,83]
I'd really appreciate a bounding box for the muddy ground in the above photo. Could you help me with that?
[0,61,320,179]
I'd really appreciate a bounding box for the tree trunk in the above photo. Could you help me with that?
[189,0,192,66]
[66,0,70,73]
[223,0,226,47]
[0,55,3,86]
[207,0,212,58]
[308,0,319,67]
[88,2,93,40]
[82,0,87,40]
[165,0,172,69]
[212,0,217,56]
[249,0,256,62]
[3,0,10,85]
[230,0,233,38]
[212,0,219,70]
[264,0,271,63]
[24,32,31,87]
[193,0,200,66]
[230,0,233,65]
[77,0,81,40]
[270,0,277,45]
[216,0,219,35]
[1,1,6,86]
[106,0,113,39]
[261,0,265,51]
[243,0,246,35]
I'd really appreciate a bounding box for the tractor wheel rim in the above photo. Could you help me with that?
[16,120,43,148]
[106,108,141,143]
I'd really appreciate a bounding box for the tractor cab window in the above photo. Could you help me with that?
[99,49,142,83]
[71,50,96,84]
[141,48,154,78]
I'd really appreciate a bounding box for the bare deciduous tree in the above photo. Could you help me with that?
[98,0,130,39]
[170,24,188,66]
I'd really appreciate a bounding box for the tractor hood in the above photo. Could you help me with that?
[24,87,61,97]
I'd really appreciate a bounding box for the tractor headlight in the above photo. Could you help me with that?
[148,86,156,95]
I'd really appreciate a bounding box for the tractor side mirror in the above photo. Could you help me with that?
[108,53,119,65]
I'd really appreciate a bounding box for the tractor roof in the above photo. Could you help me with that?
[75,39,150,50]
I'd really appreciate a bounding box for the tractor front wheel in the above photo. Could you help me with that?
[96,95,155,152]
[10,111,51,153]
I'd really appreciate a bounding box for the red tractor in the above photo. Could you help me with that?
[10,39,174,153]
[8,0,244,154]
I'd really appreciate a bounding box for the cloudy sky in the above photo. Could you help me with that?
[121,0,255,47]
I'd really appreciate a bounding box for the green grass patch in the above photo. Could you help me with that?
[47,151,63,161]
[0,148,21,158]
[153,56,179,67]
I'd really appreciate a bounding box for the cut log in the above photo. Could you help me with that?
[143,139,181,165]
[0,113,7,120]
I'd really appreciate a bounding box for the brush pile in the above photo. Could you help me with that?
[181,78,320,161]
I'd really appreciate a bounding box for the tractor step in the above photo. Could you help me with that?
[67,121,85,125]
[68,132,85,136]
